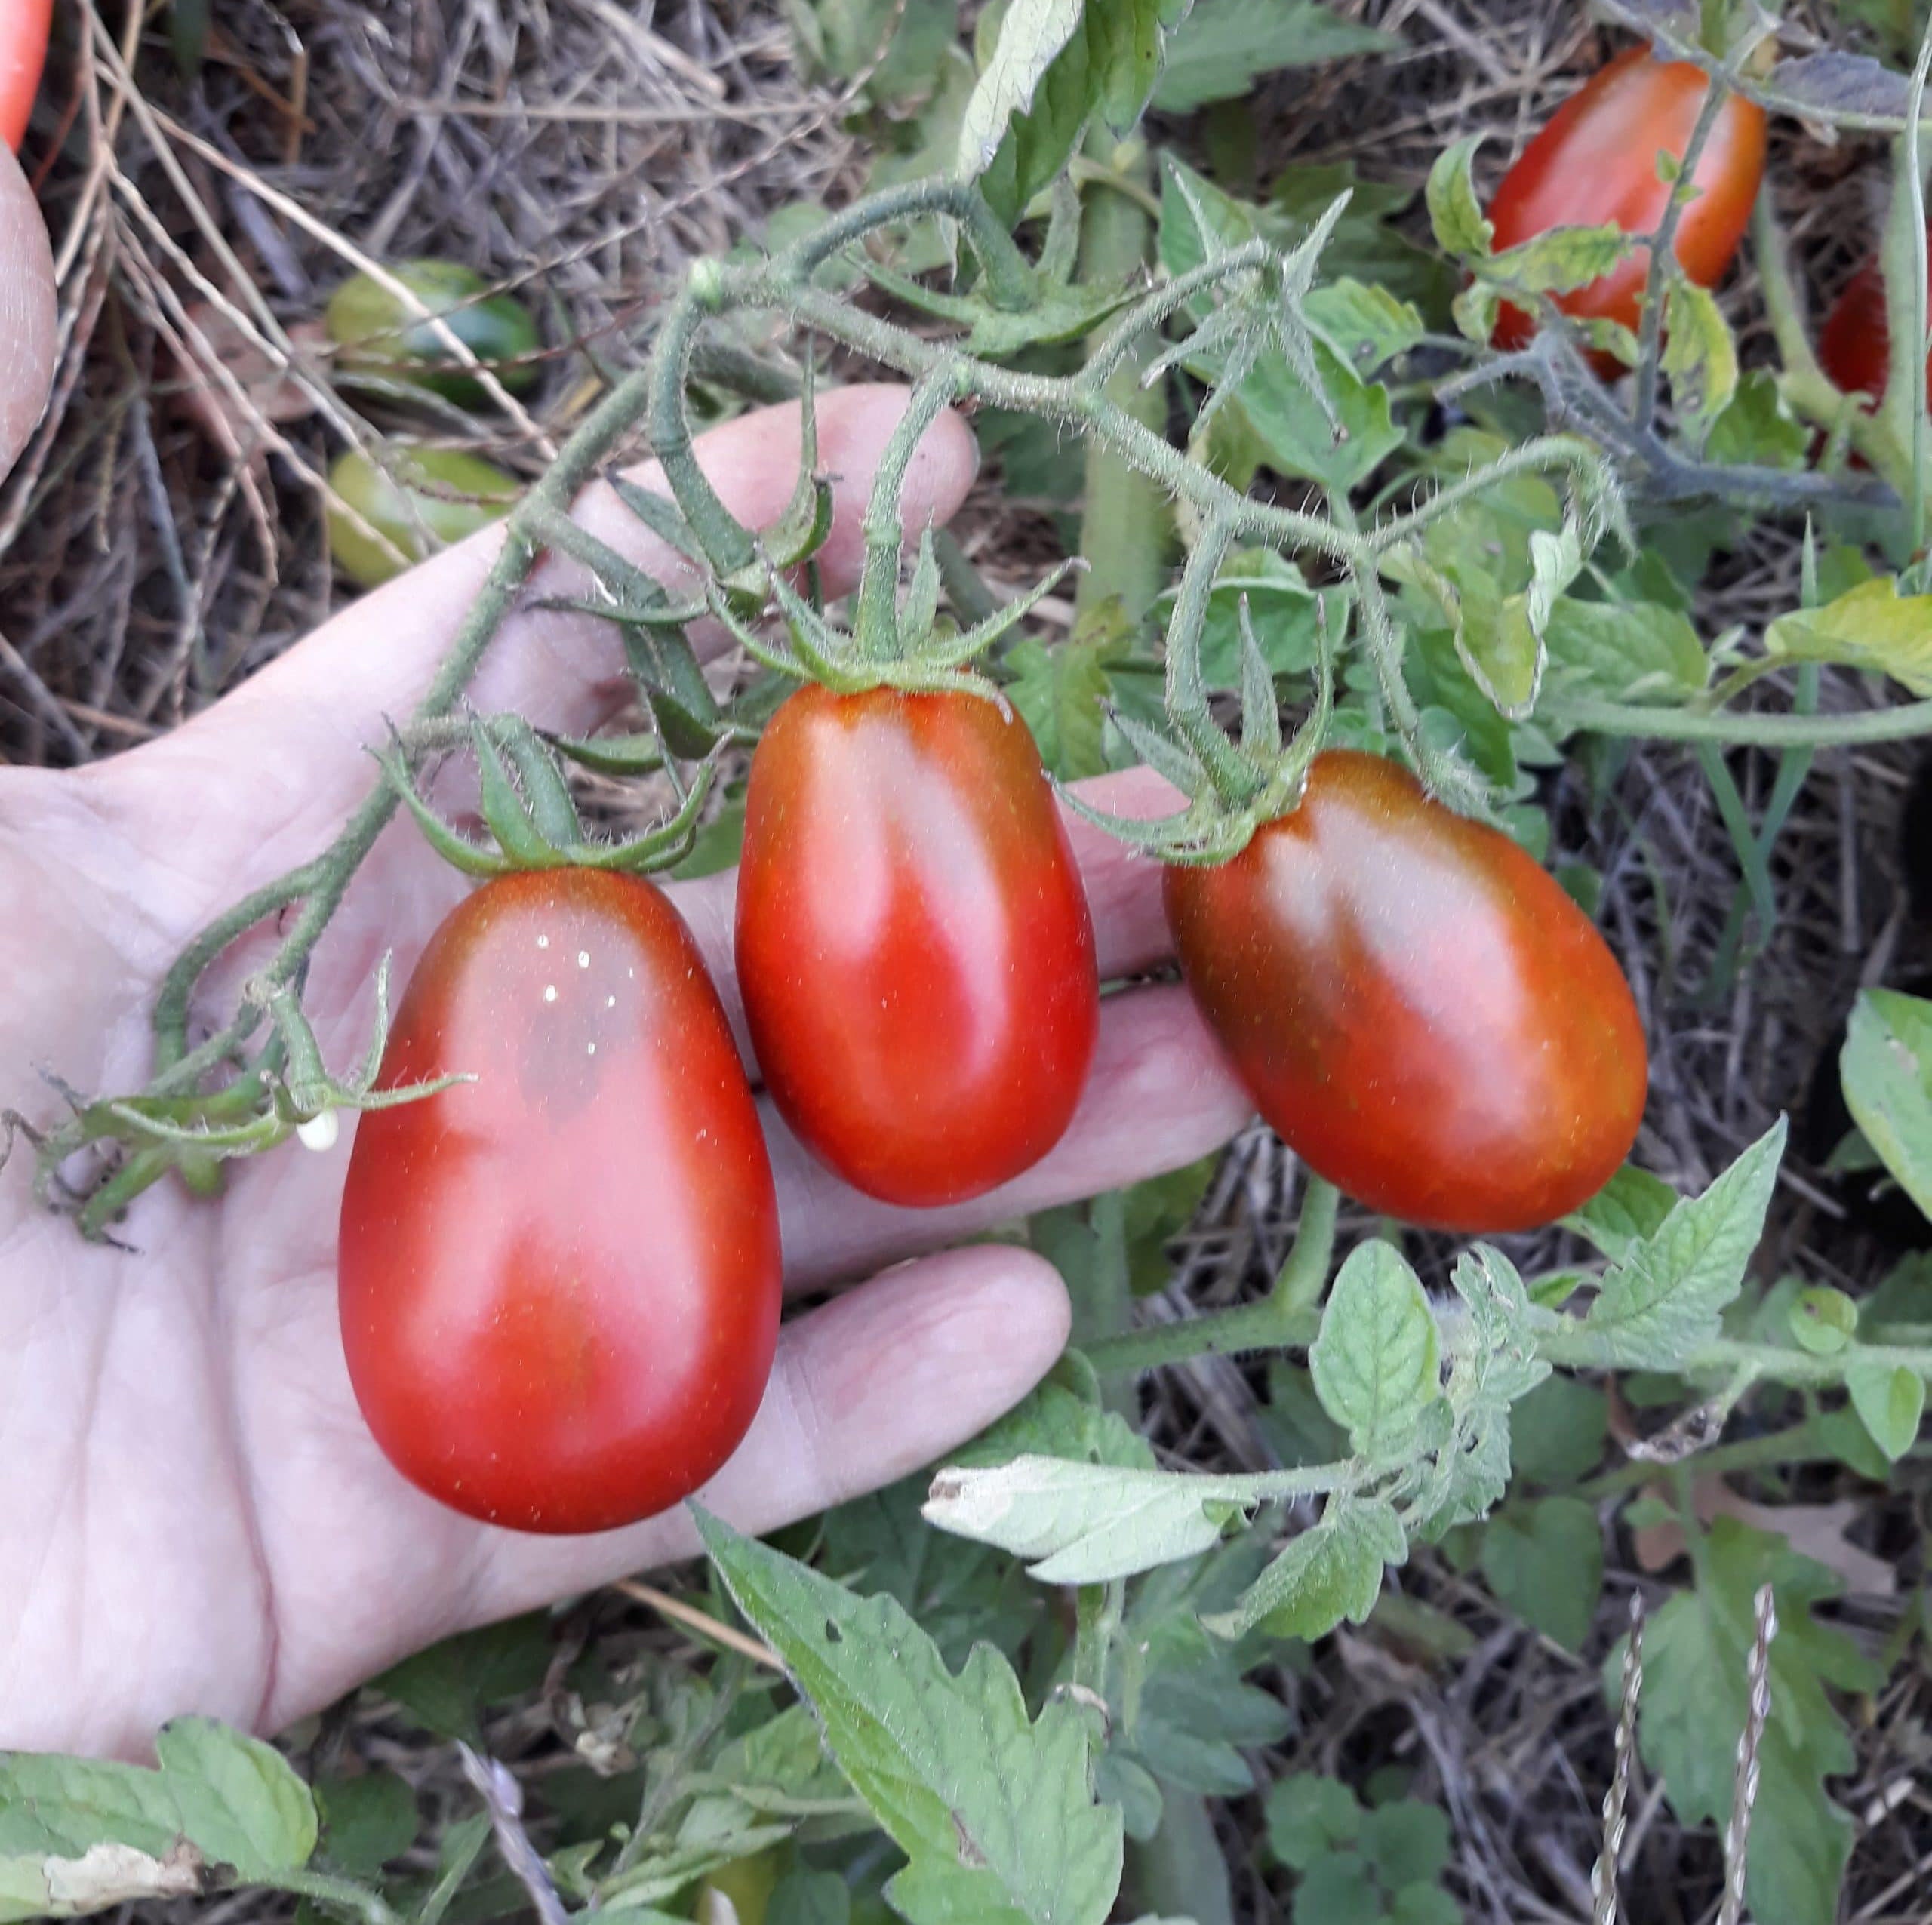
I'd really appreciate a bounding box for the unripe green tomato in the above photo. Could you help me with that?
[690,1850,780,1925]
[325,447,520,589]
[325,260,540,406]
[1790,1284,1858,1357]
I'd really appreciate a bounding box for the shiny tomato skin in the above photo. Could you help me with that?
[1488,43,1767,352]
[1817,254,1932,405]
[337,869,781,1535]
[736,684,1099,1208]
[0,0,51,150]
[1164,751,1647,1233]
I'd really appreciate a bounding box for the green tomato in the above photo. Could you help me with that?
[691,1850,781,1925]
[325,447,520,589]
[325,260,540,407]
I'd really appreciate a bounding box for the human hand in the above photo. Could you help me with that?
[0,149,1251,1760]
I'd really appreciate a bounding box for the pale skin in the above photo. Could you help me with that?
[0,146,1251,1759]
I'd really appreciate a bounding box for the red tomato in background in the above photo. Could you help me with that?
[338,869,781,1535]
[1164,751,1647,1234]
[1,0,51,149]
[1488,42,1767,352]
[1817,251,1931,405]
[736,684,1098,1208]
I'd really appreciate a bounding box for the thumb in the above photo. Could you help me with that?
[0,142,54,479]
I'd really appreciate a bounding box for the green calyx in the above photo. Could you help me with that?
[380,714,715,879]
[1062,520,1337,868]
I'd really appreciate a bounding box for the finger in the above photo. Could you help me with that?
[130,387,977,835]
[461,1244,1071,1620]
[0,143,57,479]
[774,983,1250,1290]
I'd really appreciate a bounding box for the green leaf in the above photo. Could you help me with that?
[1152,0,1398,112]
[1704,367,1809,471]
[1479,1496,1604,1651]
[694,1510,1123,1925]
[1210,1496,1405,1641]
[1082,0,1192,128]
[1306,278,1426,374]
[1507,1376,1608,1488]
[1846,1360,1925,1460]
[1290,1850,1382,1925]
[1766,576,1932,696]
[1230,337,1404,493]
[1630,1518,1881,1925]
[1660,276,1739,435]
[1358,1800,1450,1887]
[1003,633,1121,781]
[0,1753,203,1922]
[1389,1886,1461,1925]
[1578,1120,1787,1367]
[1789,1285,1858,1358]
[787,0,958,106]
[1263,1774,1360,1870]
[770,1868,853,1925]
[1543,598,1709,706]
[1841,988,1932,1217]
[153,1721,316,1880]
[371,1614,553,1742]
[921,1456,1241,1582]
[1561,1164,1681,1259]
[315,1773,417,1879]
[1481,223,1634,296]
[958,0,1085,180]
[1425,137,1491,259]
[1309,1244,1442,1459]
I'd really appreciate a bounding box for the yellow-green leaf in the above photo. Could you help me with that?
[1765,576,1932,696]
[1662,277,1738,435]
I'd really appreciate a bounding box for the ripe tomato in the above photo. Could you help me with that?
[1,0,51,149]
[735,684,1098,1208]
[1817,252,1932,405]
[1164,752,1647,1233]
[337,869,781,1534]
[1488,43,1767,352]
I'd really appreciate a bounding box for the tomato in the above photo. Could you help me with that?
[735,684,1098,1207]
[1487,43,1767,352]
[337,869,782,1534]
[1817,251,1932,405]
[325,260,541,407]
[0,0,50,149]
[326,447,520,589]
[1164,751,1646,1233]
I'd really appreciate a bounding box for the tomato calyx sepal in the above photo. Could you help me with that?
[378,713,719,878]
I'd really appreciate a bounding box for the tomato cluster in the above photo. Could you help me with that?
[340,688,1646,1530]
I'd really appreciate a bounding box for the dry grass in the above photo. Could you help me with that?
[6,2,1930,1920]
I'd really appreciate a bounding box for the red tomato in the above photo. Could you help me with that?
[1164,752,1647,1233]
[735,684,1098,1207]
[0,0,51,150]
[1817,252,1932,405]
[337,869,781,1534]
[1488,43,1767,352]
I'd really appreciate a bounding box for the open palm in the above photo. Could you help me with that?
[0,159,1249,1760]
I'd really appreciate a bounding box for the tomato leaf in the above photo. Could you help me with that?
[1264,1773,1361,1868]
[957,0,1085,181]
[151,1721,316,1882]
[1840,988,1932,1220]
[1152,0,1398,112]
[1206,1495,1406,1640]
[1480,223,1635,297]
[921,1456,1243,1582]
[1002,632,1121,780]
[1572,1121,1786,1367]
[1479,1496,1604,1650]
[1623,1518,1880,1925]
[1306,278,1426,374]
[1661,276,1740,439]
[694,1509,1124,1925]
[1309,1243,1443,1461]
[1845,1359,1925,1461]
[1704,367,1808,470]
[1562,1163,1681,1259]
[314,1773,417,1879]
[1425,136,1491,260]
[1543,597,1709,705]
[1765,575,1932,697]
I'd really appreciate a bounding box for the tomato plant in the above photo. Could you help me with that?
[1487,43,1766,350]
[1817,250,1931,405]
[1163,751,1647,1233]
[735,684,1098,1208]
[337,869,782,1534]
[326,446,520,588]
[325,260,542,407]
[0,0,48,149]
